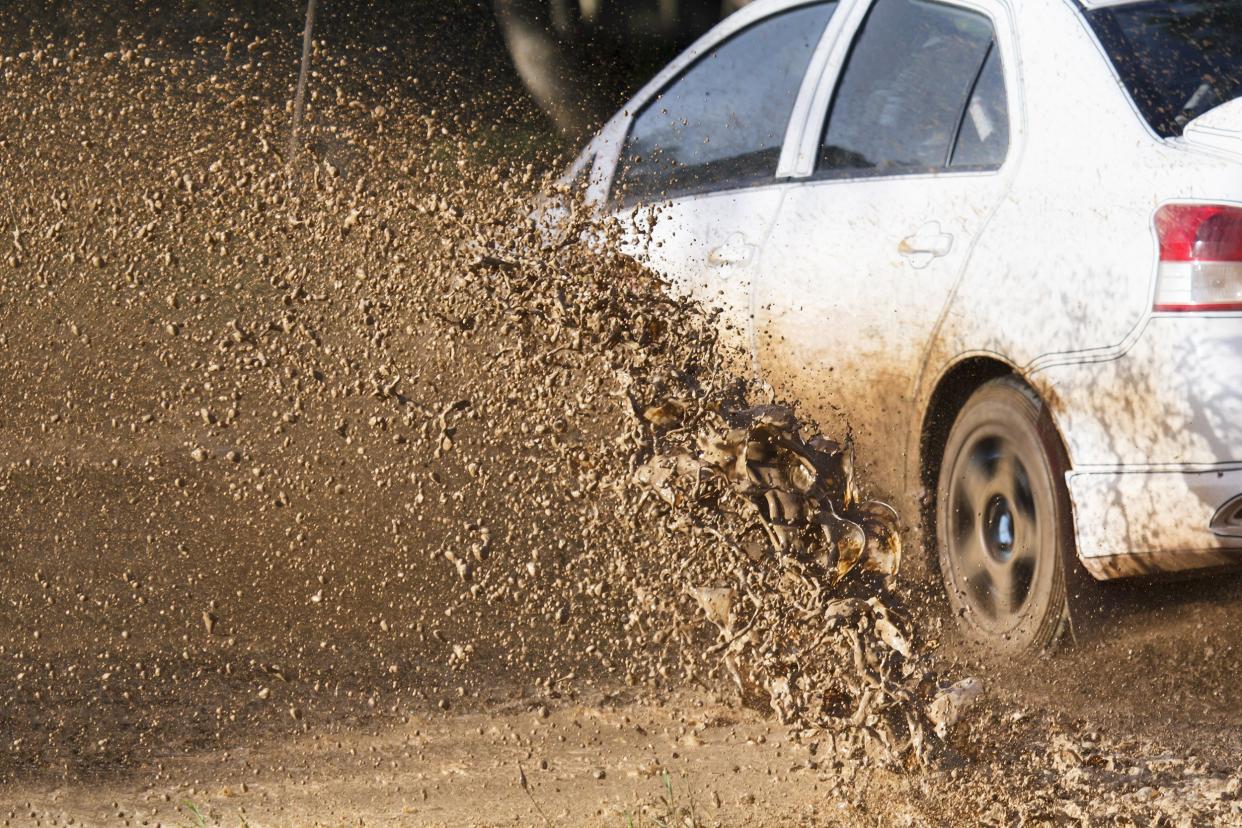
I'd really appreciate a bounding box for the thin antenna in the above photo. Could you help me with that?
[288,0,318,168]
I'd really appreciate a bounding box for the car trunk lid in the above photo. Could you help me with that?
[1181,98,1242,159]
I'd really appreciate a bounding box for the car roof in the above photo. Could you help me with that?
[1076,0,1148,9]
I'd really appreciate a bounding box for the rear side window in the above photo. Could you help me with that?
[1087,1,1242,137]
[950,46,1009,168]
[612,2,836,206]
[818,0,1000,175]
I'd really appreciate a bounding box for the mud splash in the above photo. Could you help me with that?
[0,8,968,782]
[633,399,937,764]
[452,189,974,767]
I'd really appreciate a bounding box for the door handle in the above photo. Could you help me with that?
[707,233,756,268]
[898,221,954,269]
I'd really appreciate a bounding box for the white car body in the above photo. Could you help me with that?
[569,0,1242,579]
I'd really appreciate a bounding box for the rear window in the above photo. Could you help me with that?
[1087,1,1242,137]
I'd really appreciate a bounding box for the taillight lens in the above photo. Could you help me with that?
[1153,203,1242,312]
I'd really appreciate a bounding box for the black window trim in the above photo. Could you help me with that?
[806,0,1010,184]
[609,0,837,209]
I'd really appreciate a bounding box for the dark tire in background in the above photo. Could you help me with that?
[936,377,1072,652]
[493,0,735,139]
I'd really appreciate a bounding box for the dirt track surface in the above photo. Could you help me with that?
[3,3,1242,826]
[4,689,921,827]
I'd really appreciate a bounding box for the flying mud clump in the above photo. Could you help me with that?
[640,403,934,763]
[449,190,978,768]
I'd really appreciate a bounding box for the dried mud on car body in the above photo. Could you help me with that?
[1,4,1242,826]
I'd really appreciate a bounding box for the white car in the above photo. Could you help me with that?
[567,0,1242,649]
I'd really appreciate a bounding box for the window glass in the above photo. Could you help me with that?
[818,0,993,175]
[613,2,836,205]
[950,46,1009,168]
[1087,1,1242,137]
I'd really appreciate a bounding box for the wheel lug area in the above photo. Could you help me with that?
[983,492,1015,563]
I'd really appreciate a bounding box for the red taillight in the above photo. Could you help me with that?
[1155,204,1242,262]
[1153,203,1242,312]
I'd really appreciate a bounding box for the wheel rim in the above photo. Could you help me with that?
[946,431,1041,636]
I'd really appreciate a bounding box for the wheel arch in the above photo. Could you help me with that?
[919,356,1016,502]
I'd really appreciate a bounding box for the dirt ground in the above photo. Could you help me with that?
[2,3,1242,827]
[7,687,926,827]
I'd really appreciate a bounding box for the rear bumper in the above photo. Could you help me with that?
[1067,463,1242,579]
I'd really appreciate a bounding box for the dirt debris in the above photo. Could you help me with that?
[6,5,943,789]
[629,399,935,766]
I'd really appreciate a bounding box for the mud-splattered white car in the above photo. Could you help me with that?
[569,0,1242,649]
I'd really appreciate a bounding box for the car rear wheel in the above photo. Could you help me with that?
[936,377,1070,652]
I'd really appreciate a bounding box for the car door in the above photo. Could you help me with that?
[754,0,1017,494]
[608,1,840,361]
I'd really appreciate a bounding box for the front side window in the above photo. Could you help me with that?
[1086,1,1242,137]
[818,0,999,175]
[612,2,837,206]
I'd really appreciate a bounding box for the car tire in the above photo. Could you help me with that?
[936,377,1071,652]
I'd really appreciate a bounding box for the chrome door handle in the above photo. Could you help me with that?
[708,233,755,267]
[898,221,954,269]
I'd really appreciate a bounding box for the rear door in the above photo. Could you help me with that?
[755,0,1018,492]
[609,2,839,361]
